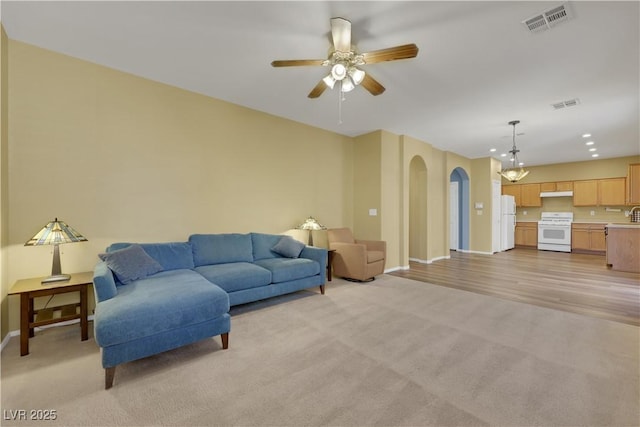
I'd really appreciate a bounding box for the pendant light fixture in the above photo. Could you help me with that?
[499,120,530,183]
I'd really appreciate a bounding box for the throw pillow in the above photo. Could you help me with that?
[99,244,163,284]
[271,235,305,258]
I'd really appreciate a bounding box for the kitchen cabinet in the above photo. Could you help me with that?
[521,184,541,207]
[573,178,626,206]
[515,222,537,247]
[599,178,626,206]
[556,181,573,191]
[627,163,640,205]
[540,181,573,192]
[540,182,556,192]
[573,180,599,206]
[606,224,640,272]
[502,185,521,207]
[572,223,606,254]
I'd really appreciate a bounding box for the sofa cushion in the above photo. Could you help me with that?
[251,233,283,260]
[271,235,305,258]
[108,242,194,271]
[99,244,163,285]
[195,262,271,293]
[254,258,320,284]
[189,234,253,266]
[94,269,229,347]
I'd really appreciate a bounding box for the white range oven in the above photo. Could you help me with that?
[538,212,573,252]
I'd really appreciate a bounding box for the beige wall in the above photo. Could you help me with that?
[380,131,402,270]
[353,131,382,240]
[401,135,450,266]
[352,130,403,270]
[1,26,9,341]
[470,158,495,253]
[4,40,354,332]
[505,156,640,222]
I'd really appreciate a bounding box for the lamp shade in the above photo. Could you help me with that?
[25,218,87,284]
[297,216,326,231]
[25,218,87,246]
[499,167,530,183]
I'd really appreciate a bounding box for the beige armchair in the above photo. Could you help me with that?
[327,228,386,282]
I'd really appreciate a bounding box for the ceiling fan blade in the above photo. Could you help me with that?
[331,17,351,53]
[271,59,326,67]
[361,43,419,64]
[361,73,386,96]
[308,80,328,98]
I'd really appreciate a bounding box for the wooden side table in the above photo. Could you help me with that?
[8,271,93,356]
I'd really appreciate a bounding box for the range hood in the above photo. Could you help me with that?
[540,191,573,198]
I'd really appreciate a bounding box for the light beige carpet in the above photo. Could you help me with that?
[2,275,639,426]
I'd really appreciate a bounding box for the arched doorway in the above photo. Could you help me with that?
[449,167,470,251]
[409,156,428,262]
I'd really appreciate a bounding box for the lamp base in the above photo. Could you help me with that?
[41,274,71,284]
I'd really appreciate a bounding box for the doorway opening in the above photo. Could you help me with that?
[450,167,469,251]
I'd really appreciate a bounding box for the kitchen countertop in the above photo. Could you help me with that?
[606,223,640,229]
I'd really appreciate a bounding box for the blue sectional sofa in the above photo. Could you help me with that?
[93,233,327,389]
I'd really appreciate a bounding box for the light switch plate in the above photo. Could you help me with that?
[369,208,377,216]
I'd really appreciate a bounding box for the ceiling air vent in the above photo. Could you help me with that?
[523,3,572,34]
[552,98,580,110]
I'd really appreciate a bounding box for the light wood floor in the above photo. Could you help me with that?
[390,248,640,326]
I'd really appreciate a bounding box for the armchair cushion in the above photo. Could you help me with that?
[367,251,385,263]
[327,227,355,244]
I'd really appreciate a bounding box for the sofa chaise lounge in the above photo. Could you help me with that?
[93,232,327,389]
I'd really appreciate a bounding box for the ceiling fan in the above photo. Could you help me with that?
[271,17,419,98]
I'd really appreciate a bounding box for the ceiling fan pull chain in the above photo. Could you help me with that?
[338,81,343,124]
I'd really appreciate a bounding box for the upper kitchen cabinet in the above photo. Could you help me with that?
[520,183,542,207]
[502,184,540,207]
[556,181,574,191]
[627,163,640,205]
[573,180,599,206]
[502,185,521,206]
[599,178,626,206]
[573,178,626,206]
[540,181,573,192]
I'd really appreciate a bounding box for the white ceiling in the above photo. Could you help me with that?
[2,1,639,166]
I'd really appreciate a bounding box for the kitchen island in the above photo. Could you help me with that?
[606,223,640,273]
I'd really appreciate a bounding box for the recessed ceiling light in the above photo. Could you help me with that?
[582,133,591,138]
[589,148,597,152]
[501,153,507,157]
[585,141,595,145]
[518,162,524,166]
[591,154,599,158]
[490,148,496,152]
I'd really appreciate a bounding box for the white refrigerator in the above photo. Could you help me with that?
[501,195,516,251]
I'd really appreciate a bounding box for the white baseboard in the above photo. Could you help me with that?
[0,315,94,353]
[408,255,451,265]
[384,265,410,273]
[0,332,12,352]
[459,249,494,255]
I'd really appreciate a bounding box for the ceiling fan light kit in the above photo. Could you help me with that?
[499,120,530,183]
